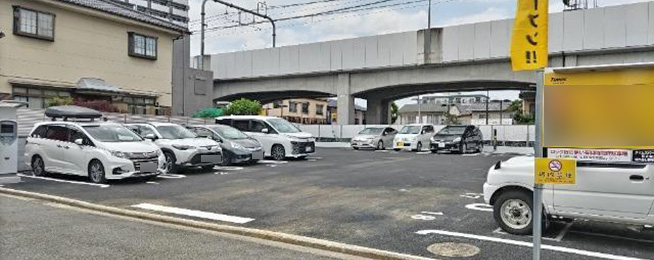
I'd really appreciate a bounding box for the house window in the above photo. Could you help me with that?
[128,32,157,60]
[316,104,324,115]
[289,102,297,113]
[273,100,282,108]
[301,102,309,114]
[13,6,55,41]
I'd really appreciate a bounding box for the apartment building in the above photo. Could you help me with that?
[263,98,329,124]
[0,0,188,115]
[109,0,189,27]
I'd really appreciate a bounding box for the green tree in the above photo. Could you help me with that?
[508,100,534,124]
[192,107,224,118]
[445,113,460,125]
[225,98,262,115]
[45,96,74,107]
[391,102,399,124]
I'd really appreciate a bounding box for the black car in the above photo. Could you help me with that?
[430,125,483,154]
[186,125,264,166]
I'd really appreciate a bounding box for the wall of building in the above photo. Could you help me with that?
[0,0,178,106]
[172,35,214,116]
[263,98,328,123]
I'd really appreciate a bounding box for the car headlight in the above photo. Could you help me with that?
[172,144,196,150]
[230,142,245,150]
[430,136,436,142]
[453,137,462,142]
[155,149,162,156]
[110,150,129,159]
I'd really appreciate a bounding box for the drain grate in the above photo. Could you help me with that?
[427,242,480,258]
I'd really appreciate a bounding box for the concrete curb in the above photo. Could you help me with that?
[0,187,435,260]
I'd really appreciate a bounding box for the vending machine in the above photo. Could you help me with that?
[0,101,26,175]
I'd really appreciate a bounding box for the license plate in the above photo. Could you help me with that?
[306,146,313,152]
[397,142,404,147]
[139,162,158,173]
[252,151,264,160]
[438,142,445,148]
[201,154,221,163]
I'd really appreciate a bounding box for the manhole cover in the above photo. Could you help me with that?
[427,242,480,258]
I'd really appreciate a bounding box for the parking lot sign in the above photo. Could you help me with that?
[535,158,576,184]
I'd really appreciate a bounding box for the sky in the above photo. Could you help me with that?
[186,0,651,107]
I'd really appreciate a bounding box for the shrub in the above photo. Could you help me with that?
[225,98,262,115]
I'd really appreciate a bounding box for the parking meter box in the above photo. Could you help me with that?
[0,101,26,176]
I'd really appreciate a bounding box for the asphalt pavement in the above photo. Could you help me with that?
[0,194,368,260]
[3,148,654,259]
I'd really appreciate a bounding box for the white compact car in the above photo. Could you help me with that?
[216,116,316,161]
[393,124,436,152]
[125,123,222,173]
[25,121,165,184]
[484,156,654,235]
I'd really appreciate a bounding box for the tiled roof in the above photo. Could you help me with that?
[54,0,187,32]
[398,103,450,113]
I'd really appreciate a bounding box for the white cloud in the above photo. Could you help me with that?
[441,7,509,26]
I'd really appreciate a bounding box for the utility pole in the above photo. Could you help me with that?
[424,0,432,64]
[201,0,276,69]
[485,90,490,125]
[417,95,422,124]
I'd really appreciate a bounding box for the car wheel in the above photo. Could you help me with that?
[202,165,215,171]
[31,156,47,176]
[431,150,438,154]
[476,142,483,153]
[220,152,231,166]
[88,160,107,184]
[271,144,285,161]
[249,159,259,165]
[493,190,547,235]
[394,148,400,151]
[459,143,466,154]
[163,151,178,174]
[353,147,359,150]
[377,140,384,150]
[415,142,423,152]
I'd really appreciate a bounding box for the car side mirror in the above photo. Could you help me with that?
[215,136,223,143]
[144,134,156,140]
[74,139,84,145]
[261,128,269,134]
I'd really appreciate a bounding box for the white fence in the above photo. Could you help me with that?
[298,124,536,143]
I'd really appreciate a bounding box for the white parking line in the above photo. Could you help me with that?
[213,166,244,171]
[258,160,288,164]
[146,181,159,185]
[569,230,654,244]
[131,203,254,224]
[416,151,432,155]
[157,174,186,179]
[17,174,110,188]
[416,230,647,260]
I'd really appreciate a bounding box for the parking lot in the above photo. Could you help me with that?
[3,147,654,259]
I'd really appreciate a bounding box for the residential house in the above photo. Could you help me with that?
[397,103,459,125]
[456,102,514,125]
[263,98,329,124]
[109,0,190,27]
[327,99,366,125]
[0,0,188,115]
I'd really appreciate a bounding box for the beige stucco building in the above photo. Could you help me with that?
[0,0,187,114]
[263,98,329,124]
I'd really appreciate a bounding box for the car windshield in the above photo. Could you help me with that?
[438,126,467,135]
[399,126,421,134]
[210,126,248,140]
[156,125,197,139]
[267,118,300,133]
[359,128,384,135]
[83,125,143,142]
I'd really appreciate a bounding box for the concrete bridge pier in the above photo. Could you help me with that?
[337,73,355,125]
[365,97,391,125]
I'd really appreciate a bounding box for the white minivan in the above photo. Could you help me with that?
[216,116,316,160]
[392,124,436,152]
[25,120,165,184]
[484,156,654,235]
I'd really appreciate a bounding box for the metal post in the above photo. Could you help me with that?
[200,0,209,70]
[533,70,545,260]
[417,95,422,124]
[485,90,489,125]
[424,0,432,64]
[499,100,503,125]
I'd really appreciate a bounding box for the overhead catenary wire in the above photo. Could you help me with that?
[194,0,435,33]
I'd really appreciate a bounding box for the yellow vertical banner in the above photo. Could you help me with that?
[510,0,548,71]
